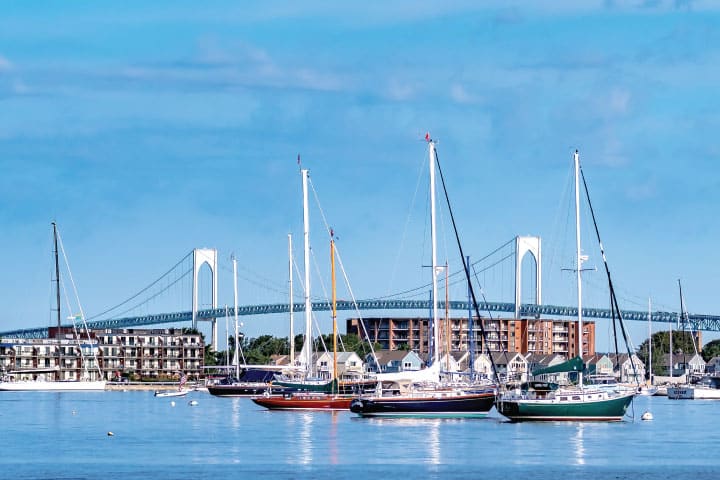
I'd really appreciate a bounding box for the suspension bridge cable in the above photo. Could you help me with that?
[101,268,193,320]
[87,251,193,320]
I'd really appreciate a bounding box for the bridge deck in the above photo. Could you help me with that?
[2,300,716,339]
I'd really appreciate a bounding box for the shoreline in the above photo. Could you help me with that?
[105,382,202,391]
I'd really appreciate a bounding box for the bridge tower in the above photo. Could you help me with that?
[192,248,218,350]
[515,236,542,318]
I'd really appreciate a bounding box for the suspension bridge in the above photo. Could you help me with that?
[2,239,718,340]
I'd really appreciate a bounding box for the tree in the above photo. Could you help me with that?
[701,339,720,362]
[636,330,698,376]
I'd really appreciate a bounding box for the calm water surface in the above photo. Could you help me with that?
[0,392,716,479]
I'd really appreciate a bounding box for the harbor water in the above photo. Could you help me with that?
[0,391,717,479]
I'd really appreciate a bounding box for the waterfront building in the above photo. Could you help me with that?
[606,353,645,383]
[0,336,103,381]
[706,356,720,374]
[95,328,204,380]
[660,352,705,377]
[315,351,365,379]
[0,327,204,381]
[347,316,596,357]
[364,349,424,374]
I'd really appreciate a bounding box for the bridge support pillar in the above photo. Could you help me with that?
[515,236,542,318]
[192,248,218,350]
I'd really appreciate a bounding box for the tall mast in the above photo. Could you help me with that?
[429,140,440,365]
[288,233,295,364]
[232,254,240,379]
[467,255,474,380]
[301,169,313,373]
[573,150,584,358]
[52,222,61,333]
[52,222,62,381]
[331,232,337,389]
[648,297,652,385]
[445,261,450,371]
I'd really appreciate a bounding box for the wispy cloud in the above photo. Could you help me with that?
[0,55,12,72]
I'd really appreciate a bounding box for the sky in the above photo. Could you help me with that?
[1,1,720,351]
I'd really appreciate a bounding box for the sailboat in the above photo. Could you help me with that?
[350,136,496,418]
[667,281,718,399]
[497,150,634,422]
[268,168,375,396]
[636,298,658,396]
[252,229,359,410]
[207,256,287,397]
[0,223,106,391]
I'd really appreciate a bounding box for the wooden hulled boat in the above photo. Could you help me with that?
[251,392,354,410]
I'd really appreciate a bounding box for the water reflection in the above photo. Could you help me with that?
[572,423,585,465]
[297,412,314,465]
[230,398,241,430]
[354,417,463,464]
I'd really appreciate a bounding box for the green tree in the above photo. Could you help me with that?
[701,339,720,362]
[637,330,698,376]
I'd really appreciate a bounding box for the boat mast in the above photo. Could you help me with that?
[445,261,450,372]
[232,255,240,379]
[301,169,313,373]
[467,255,474,381]
[225,305,230,369]
[331,232,338,390]
[648,297,652,386]
[52,222,62,381]
[573,150,584,358]
[429,140,440,366]
[288,234,295,365]
[52,222,61,334]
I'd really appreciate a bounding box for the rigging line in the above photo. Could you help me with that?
[55,228,102,376]
[308,173,379,362]
[87,251,193,320]
[368,249,516,301]
[385,153,427,296]
[218,262,289,297]
[218,256,290,293]
[334,240,380,367]
[432,143,501,385]
[546,163,575,292]
[580,165,640,387]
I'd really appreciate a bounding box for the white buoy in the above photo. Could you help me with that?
[188,400,198,406]
[641,411,653,421]
[170,401,176,407]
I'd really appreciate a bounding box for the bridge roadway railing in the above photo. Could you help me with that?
[3,300,719,339]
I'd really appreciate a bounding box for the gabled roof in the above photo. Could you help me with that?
[372,349,419,363]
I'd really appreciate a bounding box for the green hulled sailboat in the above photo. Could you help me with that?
[497,357,634,421]
[497,151,637,422]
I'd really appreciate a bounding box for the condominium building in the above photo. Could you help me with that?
[0,327,204,381]
[346,316,595,357]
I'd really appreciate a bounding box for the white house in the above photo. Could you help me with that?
[316,351,365,379]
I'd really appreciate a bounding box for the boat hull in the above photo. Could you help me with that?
[668,386,720,400]
[251,393,353,410]
[497,393,634,422]
[154,390,188,398]
[274,379,376,394]
[349,392,496,418]
[208,383,284,397]
[0,380,107,391]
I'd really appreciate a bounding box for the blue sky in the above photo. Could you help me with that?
[1,1,719,350]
